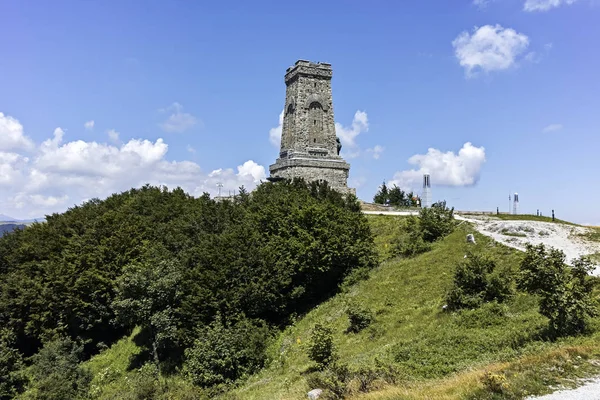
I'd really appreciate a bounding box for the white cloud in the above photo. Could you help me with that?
[366,145,385,160]
[473,0,495,9]
[0,112,35,151]
[543,123,563,132]
[236,160,266,183]
[0,111,267,218]
[452,25,530,77]
[0,152,29,185]
[186,144,196,154]
[524,0,577,11]
[159,102,198,133]
[107,129,120,143]
[335,110,369,148]
[269,111,284,147]
[84,120,95,130]
[390,142,486,189]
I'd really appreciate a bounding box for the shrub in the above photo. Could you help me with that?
[481,371,508,394]
[183,316,270,388]
[446,253,514,310]
[306,361,399,399]
[393,216,431,258]
[306,364,349,399]
[307,324,337,370]
[27,336,92,400]
[518,244,598,337]
[346,304,374,333]
[419,201,455,242]
[0,328,26,400]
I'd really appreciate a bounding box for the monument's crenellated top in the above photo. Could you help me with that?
[285,60,333,83]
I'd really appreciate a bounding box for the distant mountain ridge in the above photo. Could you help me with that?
[0,223,26,235]
[0,214,45,224]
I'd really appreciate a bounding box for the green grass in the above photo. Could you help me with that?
[586,252,600,263]
[228,216,600,399]
[581,228,600,243]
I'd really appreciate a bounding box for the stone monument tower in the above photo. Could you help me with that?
[269,60,354,194]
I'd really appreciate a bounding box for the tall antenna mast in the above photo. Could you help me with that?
[422,174,431,208]
[508,193,511,215]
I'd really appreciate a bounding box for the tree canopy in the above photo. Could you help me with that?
[0,179,377,394]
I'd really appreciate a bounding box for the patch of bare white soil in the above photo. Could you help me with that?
[456,215,600,276]
[526,377,600,400]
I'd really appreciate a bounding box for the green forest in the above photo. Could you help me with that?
[0,180,376,399]
[1,179,599,400]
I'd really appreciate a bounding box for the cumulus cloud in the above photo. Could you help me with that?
[269,111,284,147]
[0,112,35,151]
[0,111,267,219]
[336,111,369,148]
[0,152,29,185]
[159,102,198,133]
[107,129,120,143]
[524,0,577,11]
[390,142,486,189]
[84,120,95,130]
[543,123,563,132]
[237,160,266,182]
[366,145,384,160]
[452,25,530,77]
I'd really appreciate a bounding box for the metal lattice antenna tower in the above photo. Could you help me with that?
[508,193,512,215]
[513,192,519,215]
[422,174,431,208]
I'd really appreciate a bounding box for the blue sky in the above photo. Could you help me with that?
[1,0,599,224]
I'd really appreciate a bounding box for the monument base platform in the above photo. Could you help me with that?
[269,156,355,195]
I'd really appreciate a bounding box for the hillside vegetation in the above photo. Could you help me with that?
[0,180,375,399]
[230,216,600,399]
[1,183,599,400]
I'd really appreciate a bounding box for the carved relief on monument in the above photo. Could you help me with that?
[308,101,324,147]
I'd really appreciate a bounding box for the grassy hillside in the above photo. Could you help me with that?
[79,215,600,400]
[228,215,600,399]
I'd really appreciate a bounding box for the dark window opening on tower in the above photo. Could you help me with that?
[314,139,316,143]
[314,120,316,125]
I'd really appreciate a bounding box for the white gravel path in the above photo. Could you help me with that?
[526,377,600,400]
[455,215,600,276]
